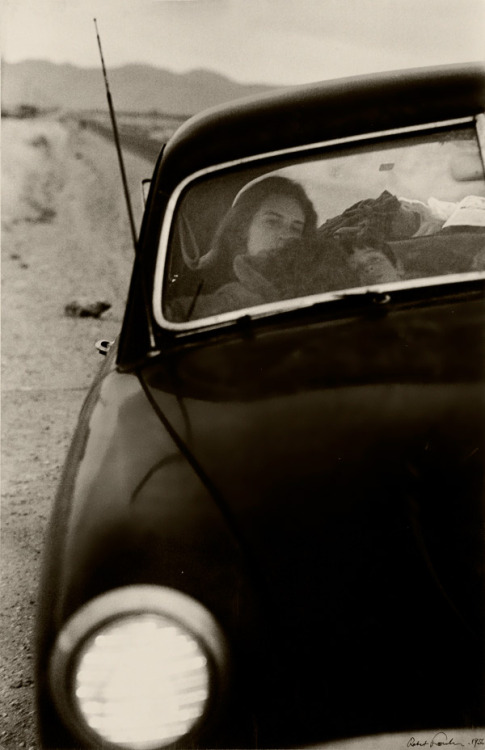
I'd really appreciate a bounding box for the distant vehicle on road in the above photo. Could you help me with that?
[36,63,485,749]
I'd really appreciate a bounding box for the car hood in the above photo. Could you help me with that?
[140,292,485,741]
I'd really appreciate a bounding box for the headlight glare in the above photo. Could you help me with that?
[74,614,210,748]
[49,586,228,750]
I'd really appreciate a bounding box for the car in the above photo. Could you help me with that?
[35,62,485,750]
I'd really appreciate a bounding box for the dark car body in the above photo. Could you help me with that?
[36,64,485,749]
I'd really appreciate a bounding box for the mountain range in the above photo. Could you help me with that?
[1,60,278,116]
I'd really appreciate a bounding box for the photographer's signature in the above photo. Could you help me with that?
[407,732,484,748]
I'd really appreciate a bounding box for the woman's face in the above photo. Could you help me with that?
[246,194,305,256]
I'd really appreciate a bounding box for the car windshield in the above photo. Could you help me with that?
[159,123,485,324]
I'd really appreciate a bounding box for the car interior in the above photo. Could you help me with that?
[161,123,485,322]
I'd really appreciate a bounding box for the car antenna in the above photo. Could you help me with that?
[93,19,158,351]
[94,18,137,253]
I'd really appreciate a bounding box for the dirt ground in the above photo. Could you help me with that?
[1,116,155,748]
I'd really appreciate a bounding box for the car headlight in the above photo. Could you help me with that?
[49,586,229,749]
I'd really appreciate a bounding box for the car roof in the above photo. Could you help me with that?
[157,62,485,194]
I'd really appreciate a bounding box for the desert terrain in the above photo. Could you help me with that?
[1,114,159,748]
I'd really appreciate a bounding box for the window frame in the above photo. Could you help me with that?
[153,115,485,333]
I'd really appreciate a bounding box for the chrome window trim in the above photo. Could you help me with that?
[157,273,485,338]
[153,116,480,332]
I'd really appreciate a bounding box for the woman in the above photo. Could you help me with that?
[187,174,319,317]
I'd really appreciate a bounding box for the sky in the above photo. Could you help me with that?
[1,0,485,87]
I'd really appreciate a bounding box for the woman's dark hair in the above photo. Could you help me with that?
[198,175,317,288]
